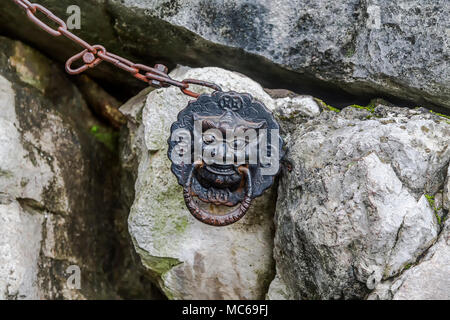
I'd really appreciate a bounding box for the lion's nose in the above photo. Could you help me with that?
[204,143,247,165]
[203,143,226,164]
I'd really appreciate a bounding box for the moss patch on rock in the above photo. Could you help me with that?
[90,125,119,152]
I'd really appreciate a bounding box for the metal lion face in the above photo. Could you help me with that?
[168,91,283,226]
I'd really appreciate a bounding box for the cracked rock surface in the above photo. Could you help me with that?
[369,218,450,300]
[1,0,448,109]
[268,102,450,299]
[0,37,158,299]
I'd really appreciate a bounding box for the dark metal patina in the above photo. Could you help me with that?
[168,91,284,226]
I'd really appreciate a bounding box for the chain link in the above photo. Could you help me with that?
[12,0,222,98]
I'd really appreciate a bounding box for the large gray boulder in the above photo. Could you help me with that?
[144,0,450,109]
[0,37,157,299]
[268,102,450,299]
[1,0,448,110]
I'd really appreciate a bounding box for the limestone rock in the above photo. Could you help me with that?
[269,102,450,299]
[1,0,448,110]
[266,274,293,300]
[0,200,44,299]
[0,37,156,299]
[369,219,450,300]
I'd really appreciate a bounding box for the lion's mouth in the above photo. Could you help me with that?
[205,164,237,176]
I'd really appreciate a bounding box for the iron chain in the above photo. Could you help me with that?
[12,0,222,98]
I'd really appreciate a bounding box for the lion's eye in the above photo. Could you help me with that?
[203,133,216,144]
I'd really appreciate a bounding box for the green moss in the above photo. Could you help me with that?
[144,256,181,277]
[366,100,377,110]
[425,194,443,226]
[347,161,357,169]
[414,107,450,123]
[345,48,355,57]
[90,125,119,152]
[173,216,189,234]
[348,104,375,113]
[425,194,435,207]
[0,169,13,178]
[149,182,188,248]
[10,41,52,94]
[403,263,413,270]
[327,105,341,113]
[315,98,340,112]
[428,110,450,124]
[136,247,182,277]
[277,109,301,121]
[136,107,144,124]
[429,110,450,120]
[135,247,182,300]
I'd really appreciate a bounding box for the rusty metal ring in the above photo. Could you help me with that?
[183,161,253,226]
[65,45,105,75]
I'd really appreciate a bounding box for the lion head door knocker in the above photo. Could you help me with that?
[168,91,284,226]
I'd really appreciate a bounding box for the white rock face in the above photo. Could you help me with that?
[392,222,450,300]
[266,274,293,300]
[0,72,88,299]
[0,75,45,299]
[274,95,321,119]
[269,105,450,299]
[0,38,156,300]
[369,219,450,300]
[0,197,44,299]
[123,66,320,299]
[0,75,56,206]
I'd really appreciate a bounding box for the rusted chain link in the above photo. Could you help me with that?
[12,0,222,98]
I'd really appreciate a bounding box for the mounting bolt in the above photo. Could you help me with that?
[83,52,95,64]
[151,64,170,88]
